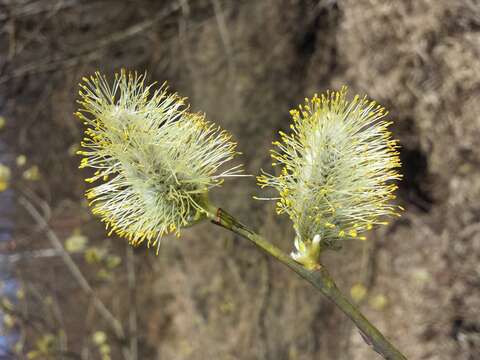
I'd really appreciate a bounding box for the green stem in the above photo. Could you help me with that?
[204,204,407,360]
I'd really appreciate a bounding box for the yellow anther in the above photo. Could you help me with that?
[324,222,336,229]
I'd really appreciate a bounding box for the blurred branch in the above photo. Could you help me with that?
[210,0,236,79]
[0,248,66,263]
[178,0,196,78]
[0,0,80,20]
[0,1,182,84]
[18,196,131,360]
[81,1,181,53]
[126,245,138,360]
[256,258,271,360]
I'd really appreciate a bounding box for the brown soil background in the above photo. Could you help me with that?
[1,0,479,359]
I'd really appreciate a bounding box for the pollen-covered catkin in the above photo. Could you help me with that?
[257,87,402,269]
[76,70,241,252]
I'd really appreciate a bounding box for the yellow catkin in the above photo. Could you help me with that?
[257,87,402,267]
[76,70,242,251]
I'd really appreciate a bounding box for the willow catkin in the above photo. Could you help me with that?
[76,70,242,252]
[257,87,402,268]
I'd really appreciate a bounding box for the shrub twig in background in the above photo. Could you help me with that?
[19,195,131,360]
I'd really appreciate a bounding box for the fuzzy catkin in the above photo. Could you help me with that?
[76,71,241,251]
[258,87,402,268]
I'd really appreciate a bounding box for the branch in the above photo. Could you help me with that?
[204,205,407,360]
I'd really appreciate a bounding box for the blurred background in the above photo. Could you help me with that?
[0,0,479,359]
